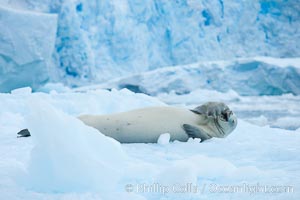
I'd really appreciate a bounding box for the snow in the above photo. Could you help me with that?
[0,0,299,199]
[0,88,299,199]
[0,5,57,92]
[157,133,171,145]
[10,87,32,95]
[21,99,126,193]
[157,89,300,130]
[1,1,300,89]
[273,117,300,130]
[253,57,300,68]
[98,57,300,96]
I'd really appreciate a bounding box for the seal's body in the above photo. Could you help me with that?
[78,102,237,143]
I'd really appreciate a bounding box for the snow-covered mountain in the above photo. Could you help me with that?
[0,0,300,91]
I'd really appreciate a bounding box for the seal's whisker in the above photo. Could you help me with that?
[214,118,225,135]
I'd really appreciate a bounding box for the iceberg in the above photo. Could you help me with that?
[0,5,57,92]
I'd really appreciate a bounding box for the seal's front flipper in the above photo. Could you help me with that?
[17,129,31,138]
[182,124,211,142]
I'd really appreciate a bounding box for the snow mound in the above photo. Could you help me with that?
[21,98,126,193]
[272,117,300,130]
[20,98,125,192]
[157,133,170,145]
[11,87,32,95]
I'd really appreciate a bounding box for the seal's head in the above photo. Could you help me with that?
[191,102,237,138]
[214,108,237,138]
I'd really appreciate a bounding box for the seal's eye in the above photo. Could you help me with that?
[219,113,226,121]
[221,110,232,122]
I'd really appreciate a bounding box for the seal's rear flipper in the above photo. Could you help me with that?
[182,124,211,142]
[17,129,31,138]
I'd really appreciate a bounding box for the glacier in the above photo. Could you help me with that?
[0,5,57,92]
[0,0,300,90]
[96,57,300,96]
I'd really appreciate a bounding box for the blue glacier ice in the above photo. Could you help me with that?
[98,57,300,96]
[0,5,57,92]
[0,0,299,92]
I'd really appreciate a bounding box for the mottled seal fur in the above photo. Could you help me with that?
[78,102,237,143]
